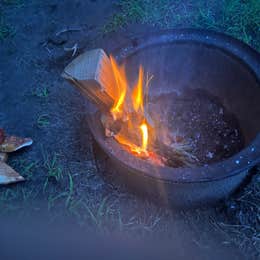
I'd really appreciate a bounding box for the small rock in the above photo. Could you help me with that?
[206,151,214,159]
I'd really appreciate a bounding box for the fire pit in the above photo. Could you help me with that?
[63,29,260,207]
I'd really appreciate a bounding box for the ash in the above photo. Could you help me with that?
[148,89,245,165]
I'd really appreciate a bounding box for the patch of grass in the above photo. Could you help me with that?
[12,158,38,179]
[2,0,24,8]
[47,191,67,211]
[81,196,111,228]
[37,114,50,128]
[47,172,75,211]
[65,172,74,207]
[104,0,260,51]
[0,0,24,41]
[20,187,36,201]
[43,152,63,191]
[0,16,15,40]
[103,0,174,33]
[0,186,40,215]
[195,0,260,50]
[67,198,84,220]
[32,86,49,98]
[102,13,127,34]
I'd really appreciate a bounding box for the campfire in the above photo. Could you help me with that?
[61,30,260,206]
[102,55,151,157]
[62,49,195,167]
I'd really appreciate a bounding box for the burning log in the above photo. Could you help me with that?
[63,48,196,168]
[154,141,197,167]
[62,48,145,136]
[100,112,123,137]
[62,48,131,136]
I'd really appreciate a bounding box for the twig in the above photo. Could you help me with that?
[64,43,78,57]
[56,27,82,36]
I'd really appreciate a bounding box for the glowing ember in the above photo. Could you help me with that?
[140,123,148,152]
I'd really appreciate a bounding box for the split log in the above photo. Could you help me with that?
[153,141,197,167]
[62,48,115,112]
[62,48,133,135]
[0,162,24,185]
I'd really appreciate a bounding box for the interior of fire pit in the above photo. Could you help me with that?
[90,39,260,169]
[148,89,244,166]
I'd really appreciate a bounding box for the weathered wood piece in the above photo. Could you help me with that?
[0,162,24,185]
[62,48,116,112]
[0,136,33,153]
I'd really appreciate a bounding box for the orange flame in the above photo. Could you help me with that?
[132,66,144,113]
[140,123,148,151]
[109,55,127,118]
[106,56,151,157]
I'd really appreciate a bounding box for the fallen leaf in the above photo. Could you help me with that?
[0,161,24,185]
[0,153,8,162]
[0,136,33,153]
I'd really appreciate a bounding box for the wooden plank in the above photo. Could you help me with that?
[62,48,115,111]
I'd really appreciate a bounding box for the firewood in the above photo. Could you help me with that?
[100,112,123,137]
[154,140,197,167]
[62,49,159,155]
[62,48,115,112]
[0,162,24,185]
[0,136,33,153]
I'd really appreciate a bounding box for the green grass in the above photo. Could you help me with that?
[0,15,15,40]
[43,152,63,191]
[81,196,111,228]
[0,0,24,41]
[37,114,50,128]
[102,0,173,33]
[12,158,38,179]
[2,0,24,8]
[32,87,49,98]
[0,185,40,215]
[46,171,76,212]
[103,0,260,51]
[195,0,260,49]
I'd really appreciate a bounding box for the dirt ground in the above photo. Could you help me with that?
[0,1,259,259]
